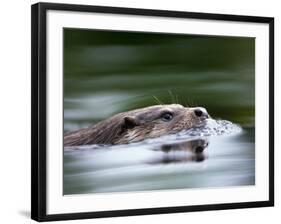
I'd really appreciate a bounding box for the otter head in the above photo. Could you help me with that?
[117,104,209,144]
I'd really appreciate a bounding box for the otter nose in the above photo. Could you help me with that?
[194,107,209,118]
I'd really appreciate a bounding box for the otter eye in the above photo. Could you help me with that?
[161,112,173,122]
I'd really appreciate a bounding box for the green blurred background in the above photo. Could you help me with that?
[63,28,255,132]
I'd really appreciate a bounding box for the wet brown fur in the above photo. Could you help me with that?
[64,104,208,146]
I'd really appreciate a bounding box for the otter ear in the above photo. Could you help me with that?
[123,116,140,129]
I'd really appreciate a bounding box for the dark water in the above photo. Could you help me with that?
[63,29,255,195]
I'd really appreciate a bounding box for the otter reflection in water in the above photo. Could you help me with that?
[64,104,210,146]
[150,138,209,164]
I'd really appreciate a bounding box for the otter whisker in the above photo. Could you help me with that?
[186,97,194,107]
[193,99,198,107]
[184,99,189,107]
[168,90,176,104]
[175,94,179,104]
[152,95,163,105]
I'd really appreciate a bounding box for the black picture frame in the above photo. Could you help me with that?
[31,2,274,222]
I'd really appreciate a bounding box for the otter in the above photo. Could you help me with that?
[64,104,209,146]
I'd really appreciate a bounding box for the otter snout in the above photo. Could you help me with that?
[193,107,209,119]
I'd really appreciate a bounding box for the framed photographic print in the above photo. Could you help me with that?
[31,2,274,222]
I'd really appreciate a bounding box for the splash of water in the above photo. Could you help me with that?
[183,119,242,137]
[139,118,242,146]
